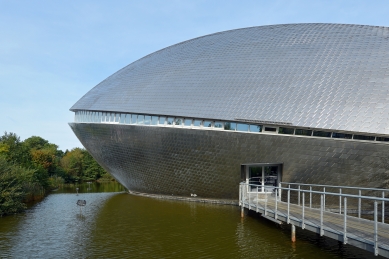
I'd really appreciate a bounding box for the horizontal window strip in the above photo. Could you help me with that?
[73,111,387,144]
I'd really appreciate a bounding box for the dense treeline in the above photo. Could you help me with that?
[0,132,112,216]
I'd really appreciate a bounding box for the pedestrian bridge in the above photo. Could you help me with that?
[239,182,389,258]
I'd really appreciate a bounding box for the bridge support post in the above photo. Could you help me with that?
[291,224,296,242]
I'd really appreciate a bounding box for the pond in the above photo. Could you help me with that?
[0,182,378,258]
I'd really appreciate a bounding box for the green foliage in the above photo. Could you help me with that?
[60,148,107,181]
[0,157,28,216]
[23,136,50,150]
[82,150,106,180]
[97,172,115,182]
[0,132,30,167]
[60,148,84,180]
[0,131,111,216]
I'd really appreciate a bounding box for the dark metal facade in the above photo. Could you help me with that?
[70,123,389,200]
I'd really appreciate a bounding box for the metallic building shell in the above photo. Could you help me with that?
[70,123,389,200]
[70,23,389,201]
[71,23,389,135]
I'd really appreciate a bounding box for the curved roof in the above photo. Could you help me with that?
[71,23,389,134]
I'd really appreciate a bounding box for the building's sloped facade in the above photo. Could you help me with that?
[70,23,389,200]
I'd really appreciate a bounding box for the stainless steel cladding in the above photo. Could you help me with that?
[70,123,389,200]
[70,24,389,200]
[71,24,389,135]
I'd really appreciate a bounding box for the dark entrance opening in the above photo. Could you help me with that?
[241,163,282,193]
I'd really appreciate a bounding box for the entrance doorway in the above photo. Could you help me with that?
[241,163,282,193]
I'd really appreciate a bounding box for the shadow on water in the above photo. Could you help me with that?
[0,182,384,258]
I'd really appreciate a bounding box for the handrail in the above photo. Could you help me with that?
[281,182,389,192]
[243,182,389,202]
[240,182,388,257]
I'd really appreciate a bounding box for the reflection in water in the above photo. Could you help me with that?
[0,183,379,258]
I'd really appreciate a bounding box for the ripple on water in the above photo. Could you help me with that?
[0,190,383,259]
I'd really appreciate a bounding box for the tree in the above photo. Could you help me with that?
[0,157,29,215]
[60,148,84,180]
[23,136,50,150]
[0,132,30,166]
[82,150,105,180]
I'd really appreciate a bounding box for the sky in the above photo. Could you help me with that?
[1,0,389,151]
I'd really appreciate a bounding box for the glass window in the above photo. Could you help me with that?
[151,116,158,125]
[144,115,151,125]
[203,121,212,127]
[167,117,174,125]
[124,114,131,124]
[313,131,331,138]
[137,115,144,124]
[264,127,277,132]
[237,123,249,132]
[159,117,166,125]
[99,112,102,122]
[184,119,192,126]
[353,135,375,141]
[102,112,107,122]
[120,114,125,123]
[174,118,182,125]
[249,125,262,132]
[214,121,223,129]
[295,129,312,136]
[193,120,201,127]
[131,114,137,124]
[224,122,236,131]
[332,133,352,139]
[377,137,389,142]
[278,127,294,135]
[115,113,120,122]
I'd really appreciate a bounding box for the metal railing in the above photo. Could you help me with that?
[239,182,389,257]
[280,182,389,223]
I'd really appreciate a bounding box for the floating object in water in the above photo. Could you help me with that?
[77,200,86,214]
[77,200,86,206]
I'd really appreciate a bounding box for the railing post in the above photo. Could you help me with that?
[239,183,242,206]
[275,189,278,220]
[382,191,385,224]
[343,197,347,244]
[323,187,326,211]
[374,201,378,256]
[241,184,244,218]
[302,192,305,229]
[256,186,259,213]
[287,187,290,224]
[265,191,268,216]
[358,189,361,218]
[309,186,312,208]
[339,188,342,214]
[249,185,251,210]
[320,194,324,236]
[298,185,301,206]
[278,182,282,200]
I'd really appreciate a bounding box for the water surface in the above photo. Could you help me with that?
[0,183,379,258]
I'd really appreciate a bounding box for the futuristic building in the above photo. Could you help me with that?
[70,23,389,200]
